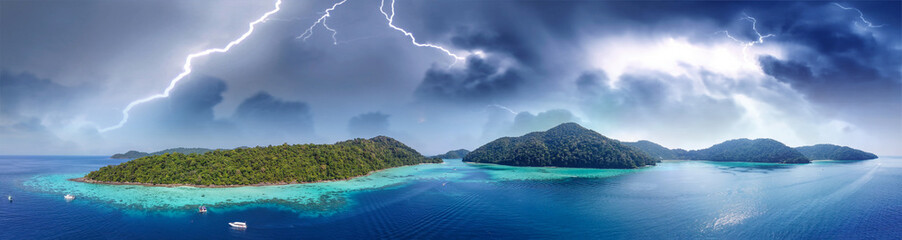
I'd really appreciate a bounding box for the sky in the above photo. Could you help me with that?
[1,0,899,156]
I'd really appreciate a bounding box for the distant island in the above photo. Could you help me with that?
[624,139,808,163]
[622,140,678,160]
[431,149,470,159]
[624,140,877,163]
[795,144,878,160]
[463,123,658,169]
[82,136,442,187]
[681,138,810,163]
[111,147,214,159]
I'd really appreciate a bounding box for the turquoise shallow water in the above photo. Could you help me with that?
[21,158,640,215]
[24,163,461,212]
[3,156,901,239]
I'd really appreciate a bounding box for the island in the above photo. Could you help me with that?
[431,149,470,159]
[621,140,678,160]
[111,147,214,159]
[795,144,878,160]
[626,138,810,163]
[82,136,442,187]
[463,123,658,168]
[681,138,810,163]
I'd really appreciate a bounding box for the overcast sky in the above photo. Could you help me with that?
[1,0,899,156]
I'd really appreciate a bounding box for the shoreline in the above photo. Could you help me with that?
[462,160,657,170]
[68,162,442,188]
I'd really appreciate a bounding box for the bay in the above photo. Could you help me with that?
[1,156,900,239]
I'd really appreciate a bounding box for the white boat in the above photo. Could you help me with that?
[7,195,11,202]
[199,206,208,213]
[64,194,75,201]
[229,222,247,228]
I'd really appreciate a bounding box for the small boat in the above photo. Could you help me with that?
[229,222,247,228]
[7,195,11,202]
[64,194,75,201]
[199,206,207,213]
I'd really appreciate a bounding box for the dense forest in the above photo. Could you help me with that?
[463,123,658,169]
[431,149,470,159]
[682,138,810,163]
[621,140,678,160]
[622,139,879,163]
[795,144,878,160]
[87,136,442,186]
[111,147,214,159]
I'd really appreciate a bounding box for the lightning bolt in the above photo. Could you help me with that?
[100,0,283,133]
[833,3,885,28]
[297,0,348,45]
[103,0,468,132]
[716,13,775,60]
[298,0,466,63]
[379,0,465,63]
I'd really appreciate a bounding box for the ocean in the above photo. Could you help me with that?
[1,155,900,239]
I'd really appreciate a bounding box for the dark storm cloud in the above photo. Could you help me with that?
[233,91,314,138]
[348,112,390,137]
[0,0,274,78]
[414,56,523,104]
[750,2,901,139]
[577,70,745,141]
[758,56,815,86]
[0,70,99,154]
[111,75,319,148]
[404,0,781,107]
[406,0,898,152]
[118,75,234,141]
[757,8,901,88]
[166,76,227,129]
[0,70,90,119]
[0,118,75,152]
[755,2,899,82]
[449,26,537,67]
[575,71,607,96]
[1,0,899,155]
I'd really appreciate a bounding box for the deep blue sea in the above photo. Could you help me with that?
[1,155,900,239]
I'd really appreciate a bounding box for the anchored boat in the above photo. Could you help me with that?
[229,222,247,228]
[64,194,75,201]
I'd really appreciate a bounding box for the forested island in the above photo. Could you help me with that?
[624,139,808,163]
[795,144,878,160]
[463,123,658,168]
[431,149,470,159]
[622,141,678,160]
[82,136,442,187]
[681,138,810,163]
[111,147,214,159]
[624,140,876,163]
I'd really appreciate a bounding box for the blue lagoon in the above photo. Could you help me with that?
[1,156,901,239]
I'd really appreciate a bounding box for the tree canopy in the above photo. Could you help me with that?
[431,149,470,159]
[681,138,810,163]
[87,136,442,186]
[795,144,878,160]
[463,123,658,169]
[111,147,213,159]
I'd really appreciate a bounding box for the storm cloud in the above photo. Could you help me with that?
[0,1,898,155]
[233,91,315,143]
[415,56,523,105]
